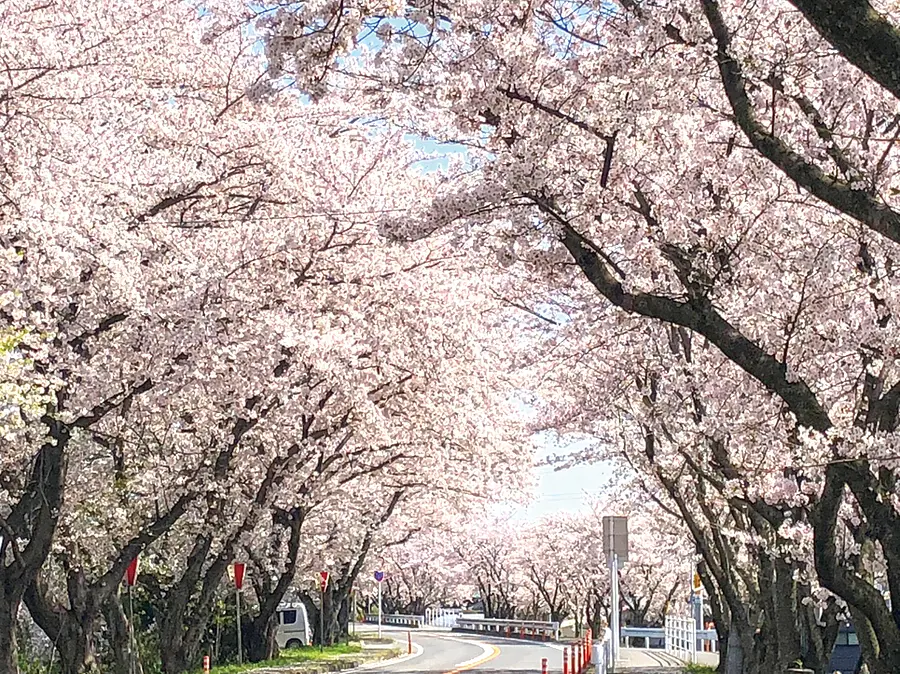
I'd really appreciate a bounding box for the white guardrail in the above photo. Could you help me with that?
[454,617,560,641]
[365,613,425,627]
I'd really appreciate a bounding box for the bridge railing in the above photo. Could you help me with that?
[424,607,464,627]
[621,625,718,653]
[364,613,425,628]
[454,617,560,641]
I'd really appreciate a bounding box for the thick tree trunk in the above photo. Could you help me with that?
[102,590,142,674]
[0,591,19,674]
[302,582,352,646]
[246,615,277,663]
[246,506,305,662]
[57,616,100,674]
[24,566,99,674]
[0,424,71,674]
[725,628,744,674]
[154,544,229,674]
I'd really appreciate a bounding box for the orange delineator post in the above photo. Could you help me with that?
[570,645,575,674]
[541,657,548,674]
[408,632,412,654]
[563,647,569,674]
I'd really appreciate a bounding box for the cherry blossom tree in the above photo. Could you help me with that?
[253,0,900,671]
[0,2,532,673]
[377,519,473,616]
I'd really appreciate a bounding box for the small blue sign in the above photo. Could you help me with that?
[374,571,385,582]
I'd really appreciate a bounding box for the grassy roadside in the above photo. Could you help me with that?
[201,641,402,674]
[682,664,717,674]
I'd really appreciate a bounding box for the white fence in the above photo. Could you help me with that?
[664,615,697,663]
[424,607,463,628]
[365,613,425,628]
[623,625,718,652]
[454,617,560,641]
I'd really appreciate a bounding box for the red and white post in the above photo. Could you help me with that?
[202,655,210,674]
[562,647,569,674]
[541,657,548,674]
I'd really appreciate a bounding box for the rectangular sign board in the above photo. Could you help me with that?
[602,515,629,563]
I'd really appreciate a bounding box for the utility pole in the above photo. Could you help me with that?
[602,516,628,672]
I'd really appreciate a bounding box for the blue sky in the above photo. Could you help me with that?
[505,436,615,521]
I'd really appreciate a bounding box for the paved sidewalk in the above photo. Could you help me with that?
[615,646,718,671]
[618,648,683,668]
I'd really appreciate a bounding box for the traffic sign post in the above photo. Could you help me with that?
[319,571,329,650]
[125,556,139,674]
[232,563,246,664]
[602,516,628,667]
[374,571,385,638]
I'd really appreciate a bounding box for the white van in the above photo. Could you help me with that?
[276,603,312,650]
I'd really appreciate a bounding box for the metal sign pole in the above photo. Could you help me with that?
[377,580,383,638]
[610,552,619,667]
[236,586,242,665]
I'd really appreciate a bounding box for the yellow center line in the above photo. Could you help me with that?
[443,644,501,674]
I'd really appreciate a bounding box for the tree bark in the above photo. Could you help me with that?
[0,421,70,674]
[102,590,142,674]
[0,591,19,674]
[787,0,900,103]
[246,506,306,662]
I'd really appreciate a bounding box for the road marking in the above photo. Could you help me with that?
[436,635,501,674]
[352,640,424,670]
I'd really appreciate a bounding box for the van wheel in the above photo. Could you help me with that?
[286,639,302,650]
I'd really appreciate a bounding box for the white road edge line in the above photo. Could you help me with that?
[430,633,496,669]
[351,641,424,671]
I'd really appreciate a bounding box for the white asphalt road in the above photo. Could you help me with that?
[355,627,579,674]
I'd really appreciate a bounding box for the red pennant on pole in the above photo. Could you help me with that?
[233,562,246,590]
[319,570,329,591]
[125,556,139,587]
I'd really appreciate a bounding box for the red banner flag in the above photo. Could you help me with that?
[233,562,246,590]
[125,556,139,587]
